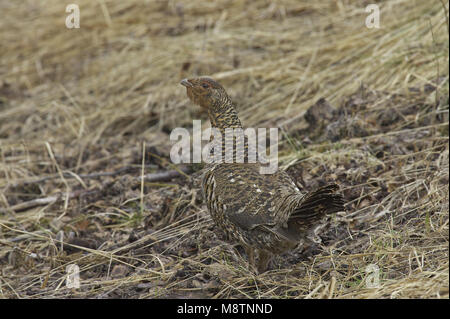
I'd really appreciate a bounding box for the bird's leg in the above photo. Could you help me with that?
[257,250,272,273]
[244,245,255,270]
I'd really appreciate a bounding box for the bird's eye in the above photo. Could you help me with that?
[201,83,209,89]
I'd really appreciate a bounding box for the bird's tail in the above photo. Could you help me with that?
[288,184,345,225]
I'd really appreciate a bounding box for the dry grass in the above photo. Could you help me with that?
[0,0,448,299]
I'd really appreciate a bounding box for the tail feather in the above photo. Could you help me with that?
[289,184,345,224]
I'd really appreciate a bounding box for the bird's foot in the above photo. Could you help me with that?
[244,245,259,273]
[256,250,272,274]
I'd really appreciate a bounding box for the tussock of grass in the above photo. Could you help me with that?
[0,0,448,298]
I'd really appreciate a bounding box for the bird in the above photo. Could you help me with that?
[180,76,345,273]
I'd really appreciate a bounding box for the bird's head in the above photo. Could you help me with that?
[180,77,229,109]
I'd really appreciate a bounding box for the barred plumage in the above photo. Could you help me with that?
[181,77,345,273]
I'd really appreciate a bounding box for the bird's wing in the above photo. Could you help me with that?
[206,163,283,230]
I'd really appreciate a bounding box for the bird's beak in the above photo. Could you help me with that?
[180,78,193,88]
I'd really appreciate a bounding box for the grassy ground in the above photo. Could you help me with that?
[0,0,448,298]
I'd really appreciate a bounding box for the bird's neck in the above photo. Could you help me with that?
[208,98,243,133]
[207,98,251,163]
